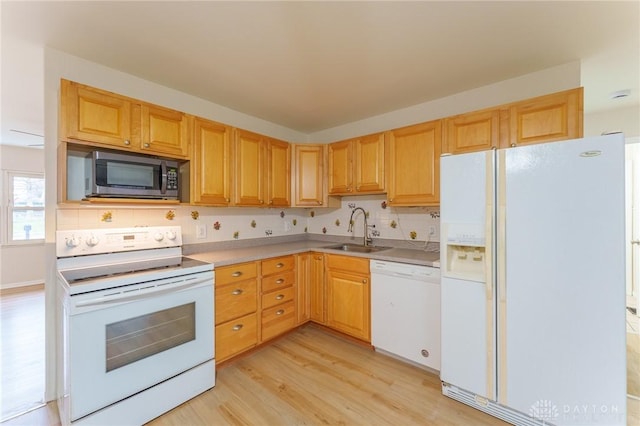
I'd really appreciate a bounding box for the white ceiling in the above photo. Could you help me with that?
[1,1,639,147]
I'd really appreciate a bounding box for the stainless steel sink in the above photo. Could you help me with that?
[325,244,392,253]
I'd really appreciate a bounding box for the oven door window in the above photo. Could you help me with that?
[106,302,195,372]
[96,160,159,189]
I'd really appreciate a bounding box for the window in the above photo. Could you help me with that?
[7,172,45,243]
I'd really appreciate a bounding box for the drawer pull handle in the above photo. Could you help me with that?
[275,262,284,268]
[231,289,243,296]
[275,294,285,300]
[231,271,243,277]
[276,309,285,316]
[232,324,243,331]
[275,278,285,284]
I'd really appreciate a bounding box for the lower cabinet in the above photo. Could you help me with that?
[325,254,371,342]
[214,262,258,363]
[309,252,326,324]
[260,256,297,343]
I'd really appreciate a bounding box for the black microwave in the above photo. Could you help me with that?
[85,151,179,199]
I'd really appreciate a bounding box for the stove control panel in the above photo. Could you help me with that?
[56,226,183,257]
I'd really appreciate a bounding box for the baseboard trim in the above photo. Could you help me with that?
[0,282,45,295]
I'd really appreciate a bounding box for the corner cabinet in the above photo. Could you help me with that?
[386,120,441,206]
[191,117,232,206]
[328,133,385,195]
[293,144,328,207]
[325,254,370,342]
[309,252,326,324]
[266,138,291,207]
[503,87,583,148]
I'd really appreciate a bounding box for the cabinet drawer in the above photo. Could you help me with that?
[262,270,295,293]
[262,255,295,275]
[261,301,296,342]
[326,254,369,274]
[215,280,257,325]
[216,262,257,286]
[215,312,258,362]
[261,286,295,310]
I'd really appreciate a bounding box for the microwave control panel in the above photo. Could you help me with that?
[167,167,178,190]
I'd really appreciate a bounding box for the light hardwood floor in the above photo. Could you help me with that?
[3,290,639,426]
[0,286,46,422]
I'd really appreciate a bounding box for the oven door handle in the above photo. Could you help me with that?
[75,276,211,308]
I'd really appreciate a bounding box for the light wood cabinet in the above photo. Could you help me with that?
[61,79,134,150]
[139,104,189,158]
[328,133,385,195]
[443,108,500,155]
[260,256,296,342]
[503,87,583,148]
[214,262,258,363]
[266,138,291,207]
[233,129,291,207]
[386,120,441,206]
[309,252,326,324]
[295,253,311,324]
[191,117,232,206]
[293,144,327,207]
[325,254,370,342]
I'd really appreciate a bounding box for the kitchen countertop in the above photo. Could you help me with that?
[187,239,440,268]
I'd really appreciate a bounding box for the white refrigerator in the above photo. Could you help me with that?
[440,134,627,426]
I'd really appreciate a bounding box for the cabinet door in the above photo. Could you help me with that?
[443,109,500,155]
[326,268,370,341]
[267,138,291,207]
[504,87,583,148]
[355,133,385,193]
[233,129,265,206]
[62,79,133,149]
[309,253,326,324]
[386,120,441,206]
[293,144,325,207]
[140,104,189,158]
[328,140,353,194]
[295,253,311,324]
[191,117,231,206]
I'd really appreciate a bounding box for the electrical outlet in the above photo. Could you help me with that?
[428,225,436,236]
[196,224,207,239]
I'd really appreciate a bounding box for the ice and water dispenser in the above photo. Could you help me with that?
[441,224,487,282]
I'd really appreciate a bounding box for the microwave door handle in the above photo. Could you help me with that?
[160,161,167,194]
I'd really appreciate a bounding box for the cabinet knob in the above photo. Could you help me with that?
[259,200,264,204]
[317,201,322,205]
[225,198,230,202]
[275,278,285,284]
[124,140,131,146]
[269,200,273,205]
[362,279,367,284]
[232,324,244,331]
[231,289,243,296]
[275,294,285,300]
[276,309,285,316]
[144,142,150,148]
[511,143,517,147]
[275,262,284,268]
[231,271,243,277]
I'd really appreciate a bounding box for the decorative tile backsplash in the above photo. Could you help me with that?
[56,194,440,245]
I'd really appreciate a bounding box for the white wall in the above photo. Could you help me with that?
[584,105,640,138]
[0,145,46,288]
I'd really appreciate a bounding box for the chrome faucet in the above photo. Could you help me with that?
[348,207,372,247]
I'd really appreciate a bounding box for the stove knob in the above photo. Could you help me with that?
[86,235,99,247]
[65,236,80,248]
[166,230,177,241]
[154,232,165,242]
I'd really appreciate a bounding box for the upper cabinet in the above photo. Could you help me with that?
[62,79,133,150]
[386,120,441,207]
[443,108,500,155]
[191,116,232,206]
[328,133,385,195]
[233,129,291,207]
[61,79,189,158]
[139,104,189,158]
[503,87,583,148]
[293,144,325,207]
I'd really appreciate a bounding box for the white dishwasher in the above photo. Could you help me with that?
[370,259,440,371]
